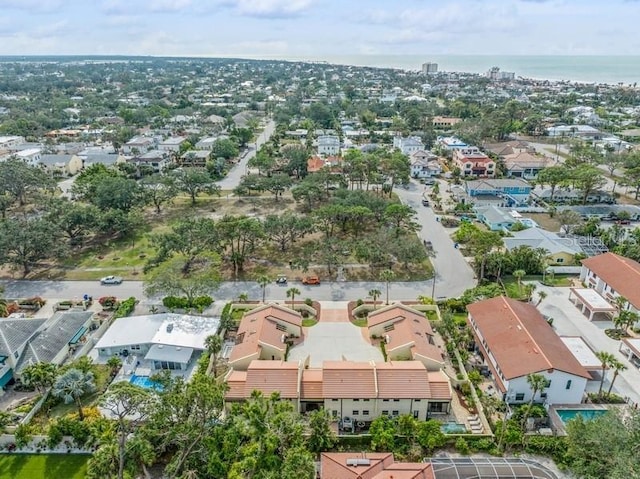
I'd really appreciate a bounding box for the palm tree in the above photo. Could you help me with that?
[522,373,548,428]
[368,289,382,309]
[595,351,615,398]
[286,287,300,309]
[106,357,123,378]
[204,334,223,376]
[380,269,395,305]
[536,291,547,306]
[257,275,271,303]
[52,368,96,421]
[513,269,526,294]
[237,292,249,303]
[606,359,627,397]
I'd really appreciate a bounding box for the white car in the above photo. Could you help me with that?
[100,275,123,285]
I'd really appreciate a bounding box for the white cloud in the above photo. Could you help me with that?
[102,0,191,15]
[234,0,314,18]
[0,0,63,13]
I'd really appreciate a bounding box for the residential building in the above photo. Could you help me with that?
[453,147,496,177]
[226,359,452,420]
[228,304,303,370]
[180,150,210,167]
[12,148,42,167]
[195,136,219,150]
[503,151,549,179]
[432,116,461,129]
[94,313,219,374]
[123,136,156,155]
[225,304,452,419]
[39,154,84,175]
[0,311,93,389]
[367,304,444,370]
[320,452,434,479]
[546,125,603,140]
[484,140,532,157]
[307,155,343,174]
[467,296,590,405]
[465,178,531,207]
[504,227,584,265]
[409,150,441,178]
[129,150,171,173]
[536,188,615,205]
[437,136,468,151]
[393,136,424,155]
[580,252,640,314]
[159,136,188,153]
[0,135,25,150]
[317,135,340,156]
[486,67,515,81]
[475,206,518,231]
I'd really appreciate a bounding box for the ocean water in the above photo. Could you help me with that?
[279,54,640,85]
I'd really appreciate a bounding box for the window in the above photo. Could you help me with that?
[130,344,141,351]
[413,410,419,419]
[332,410,338,417]
[353,399,360,402]
[383,399,389,402]
[363,399,370,402]
[332,399,339,402]
[352,411,359,416]
[428,402,446,413]
[392,410,399,416]
[545,380,552,388]
[414,399,421,402]
[566,380,572,390]
[362,410,370,416]
[556,258,564,263]
[393,399,400,402]
[515,393,525,401]
[382,410,389,416]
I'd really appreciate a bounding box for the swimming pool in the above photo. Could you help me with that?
[129,375,163,391]
[556,408,607,424]
[440,422,468,434]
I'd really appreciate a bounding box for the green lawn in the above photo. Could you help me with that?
[302,318,318,327]
[351,318,368,327]
[0,454,90,479]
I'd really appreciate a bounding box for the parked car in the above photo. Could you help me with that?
[275,275,288,285]
[302,276,320,285]
[421,198,430,206]
[100,275,123,285]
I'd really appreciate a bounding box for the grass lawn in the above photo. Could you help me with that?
[425,310,439,322]
[302,318,318,327]
[351,318,368,327]
[452,313,468,327]
[0,454,90,479]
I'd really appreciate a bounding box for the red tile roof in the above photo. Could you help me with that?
[301,369,323,398]
[245,360,300,399]
[427,371,453,400]
[375,361,431,399]
[467,296,590,381]
[229,304,302,364]
[320,453,434,479]
[322,361,377,399]
[582,252,640,309]
[225,370,247,399]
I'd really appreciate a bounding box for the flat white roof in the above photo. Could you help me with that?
[570,288,616,311]
[622,338,640,357]
[560,337,601,369]
[145,344,194,363]
[95,313,219,351]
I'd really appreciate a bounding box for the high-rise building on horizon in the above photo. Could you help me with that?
[421,62,438,74]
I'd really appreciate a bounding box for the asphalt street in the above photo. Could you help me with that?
[395,180,477,298]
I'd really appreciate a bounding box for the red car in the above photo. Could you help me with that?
[302,276,320,285]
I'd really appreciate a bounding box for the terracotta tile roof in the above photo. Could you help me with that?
[427,371,453,400]
[369,305,443,366]
[307,155,325,173]
[375,362,431,399]
[225,370,247,399]
[320,453,433,479]
[229,305,302,364]
[245,360,300,399]
[322,361,377,399]
[301,368,323,398]
[467,296,590,381]
[582,252,640,309]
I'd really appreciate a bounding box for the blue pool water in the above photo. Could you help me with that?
[440,422,467,434]
[556,408,607,424]
[129,375,163,391]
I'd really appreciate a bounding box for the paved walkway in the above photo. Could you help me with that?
[536,283,640,406]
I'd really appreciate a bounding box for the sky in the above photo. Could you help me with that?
[0,0,638,59]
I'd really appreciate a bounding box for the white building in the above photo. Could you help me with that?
[123,136,156,155]
[409,150,441,178]
[421,62,438,74]
[13,148,42,166]
[317,135,340,156]
[159,136,188,153]
[0,135,25,150]
[393,136,424,155]
[467,296,590,405]
[94,313,220,373]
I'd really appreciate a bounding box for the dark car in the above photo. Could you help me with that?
[421,198,430,206]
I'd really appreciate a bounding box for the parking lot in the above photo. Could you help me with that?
[536,283,640,405]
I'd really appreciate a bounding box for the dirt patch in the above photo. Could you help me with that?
[526,213,561,232]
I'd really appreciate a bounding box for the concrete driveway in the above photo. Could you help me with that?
[536,283,640,405]
[394,179,476,298]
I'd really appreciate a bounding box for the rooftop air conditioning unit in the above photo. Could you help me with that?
[166,323,174,333]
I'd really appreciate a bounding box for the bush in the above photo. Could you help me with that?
[356,299,364,307]
[14,423,33,449]
[455,436,470,455]
[98,296,118,310]
[162,295,213,311]
[192,295,213,310]
[20,297,46,308]
[304,298,313,306]
[113,297,136,319]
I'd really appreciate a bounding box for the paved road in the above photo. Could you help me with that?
[394,180,476,298]
[0,279,433,303]
[216,119,276,190]
[536,283,640,406]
